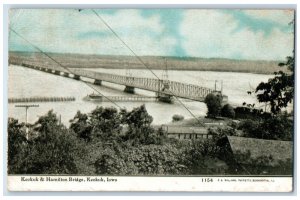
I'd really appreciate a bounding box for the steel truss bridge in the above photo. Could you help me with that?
[10,56,227,103]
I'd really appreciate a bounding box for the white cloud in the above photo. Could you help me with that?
[9,9,177,56]
[91,10,183,56]
[180,10,294,60]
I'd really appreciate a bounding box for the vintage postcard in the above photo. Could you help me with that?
[7,8,294,192]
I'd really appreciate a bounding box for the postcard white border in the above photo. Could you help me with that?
[7,176,293,192]
[1,0,299,198]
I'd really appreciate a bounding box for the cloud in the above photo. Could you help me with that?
[180,10,294,60]
[75,9,183,56]
[139,9,187,56]
[9,9,294,60]
[9,9,179,56]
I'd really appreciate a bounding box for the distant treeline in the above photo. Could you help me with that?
[9,51,286,74]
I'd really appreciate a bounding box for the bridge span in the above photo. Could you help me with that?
[9,57,227,103]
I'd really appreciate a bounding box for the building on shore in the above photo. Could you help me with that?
[161,125,212,140]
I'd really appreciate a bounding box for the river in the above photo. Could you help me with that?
[8,65,274,126]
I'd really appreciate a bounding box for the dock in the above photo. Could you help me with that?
[8,96,76,103]
[86,95,158,102]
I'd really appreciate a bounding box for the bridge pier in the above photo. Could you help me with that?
[54,70,61,75]
[124,86,135,94]
[63,72,69,77]
[157,93,173,103]
[94,79,102,86]
[73,74,80,80]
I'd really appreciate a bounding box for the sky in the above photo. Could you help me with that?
[9,9,294,61]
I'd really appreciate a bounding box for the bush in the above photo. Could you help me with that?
[181,139,225,174]
[204,93,222,118]
[94,144,188,175]
[94,148,130,175]
[238,112,293,141]
[221,104,235,118]
[172,114,184,122]
[238,119,262,138]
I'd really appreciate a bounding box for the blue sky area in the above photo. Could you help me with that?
[9,9,294,60]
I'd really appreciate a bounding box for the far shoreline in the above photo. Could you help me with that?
[9,51,288,75]
[76,66,279,75]
[9,64,282,75]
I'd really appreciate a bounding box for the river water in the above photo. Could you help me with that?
[8,65,273,126]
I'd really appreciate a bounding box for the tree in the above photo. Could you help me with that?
[33,110,60,139]
[120,105,165,145]
[89,106,122,140]
[204,93,222,118]
[255,19,294,114]
[121,104,153,129]
[255,56,294,114]
[69,111,92,142]
[7,118,27,174]
[221,104,235,118]
[10,111,81,174]
[172,114,184,122]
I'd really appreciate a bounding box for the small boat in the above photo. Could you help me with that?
[86,92,103,101]
[156,92,174,103]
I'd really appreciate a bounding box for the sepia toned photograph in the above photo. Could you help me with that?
[7,8,294,192]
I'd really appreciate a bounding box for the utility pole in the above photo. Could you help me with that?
[214,80,218,91]
[221,80,223,94]
[15,104,39,140]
